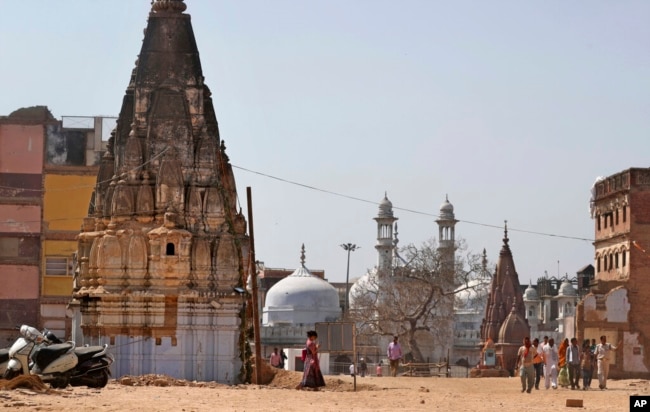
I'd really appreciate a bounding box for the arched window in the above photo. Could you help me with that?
[166,242,175,256]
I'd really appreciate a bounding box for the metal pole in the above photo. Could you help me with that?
[345,248,351,316]
[340,243,359,317]
[246,187,262,385]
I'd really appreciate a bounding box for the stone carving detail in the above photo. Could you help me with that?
[127,235,148,285]
[157,155,185,214]
[190,237,211,289]
[204,187,225,232]
[111,181,134,218]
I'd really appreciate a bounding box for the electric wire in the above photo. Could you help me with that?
[1,160,594,242]
[231,164,595,242]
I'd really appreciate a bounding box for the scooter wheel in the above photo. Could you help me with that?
[90,369,109,388]
[50,376,69,389]
[2,369,18,380]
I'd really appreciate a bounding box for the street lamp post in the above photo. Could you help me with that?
[340,243,359,317]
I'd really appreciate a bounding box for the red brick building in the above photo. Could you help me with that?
[577,167,650,378]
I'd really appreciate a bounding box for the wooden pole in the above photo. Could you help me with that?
[353,326,357,392]
[246,187,262,384]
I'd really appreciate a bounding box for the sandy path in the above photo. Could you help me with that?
[1,371,647,411]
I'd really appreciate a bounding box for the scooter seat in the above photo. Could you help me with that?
[0,348,9,363]
[34,342,74,370]
[75,346,105,363]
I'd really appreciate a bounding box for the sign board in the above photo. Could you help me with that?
[484,349,496,366]
[315,322,355,353]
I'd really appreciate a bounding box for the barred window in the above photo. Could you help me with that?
[45,257,71,276]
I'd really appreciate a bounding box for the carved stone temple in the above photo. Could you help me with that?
[478,224,529,375]
[71,0,250,383]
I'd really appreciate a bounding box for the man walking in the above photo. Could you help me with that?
[542,338,559,389]
[532,338,544,389]
[595,335,622,390]
[566,338,581,390]
[387,335,402,377]
[269,347,282,368]
[515,337,535,393]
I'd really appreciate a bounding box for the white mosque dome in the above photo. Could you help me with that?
[454,278,490,312]
[348,269,379,308]
[523,282,539,301]
[263,246,341,326]
[557,279,577,297]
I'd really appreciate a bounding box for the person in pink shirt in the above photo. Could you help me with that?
[387,335,403,377]
[376,360,383,377]
[269,347,282,368]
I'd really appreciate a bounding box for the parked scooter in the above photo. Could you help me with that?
[3,325,113,389]
[0,326,58,377]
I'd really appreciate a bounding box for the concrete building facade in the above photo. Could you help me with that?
[0,106,110,344]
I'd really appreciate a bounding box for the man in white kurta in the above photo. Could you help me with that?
[542,338,559,389]
[595,335,621,390]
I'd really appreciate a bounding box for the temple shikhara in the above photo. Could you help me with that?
[478,225,530,374]
[71,0,250,383]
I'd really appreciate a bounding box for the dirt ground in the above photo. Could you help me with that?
[0,371,647,411]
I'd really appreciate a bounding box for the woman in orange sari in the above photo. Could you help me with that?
[296,330,325,391]
[558,338,570,387]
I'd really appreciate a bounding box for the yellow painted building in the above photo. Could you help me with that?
[42,174,97,297]
[41,171,99,337]
[0,109,113,342]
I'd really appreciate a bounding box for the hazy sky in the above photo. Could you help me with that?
[1,1,648,286]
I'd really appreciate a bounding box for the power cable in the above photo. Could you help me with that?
[231,164,595,242]
[0,161,595,242]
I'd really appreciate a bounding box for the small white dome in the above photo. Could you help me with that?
[557,279,577,297]
[378,194,394,218]
[439,195,455,220]
[523,282,539,301]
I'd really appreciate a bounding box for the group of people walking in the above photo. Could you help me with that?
[516,335,622,393]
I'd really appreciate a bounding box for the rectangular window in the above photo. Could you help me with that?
[616,209,619,225]
[623,206,627,223]
[45,257,70,276]
[597,215,601,231]
[615,253,619,269]
[623,251,627,267]
[597,257,601,272]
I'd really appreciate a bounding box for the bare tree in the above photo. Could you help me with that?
[350,238,489,362]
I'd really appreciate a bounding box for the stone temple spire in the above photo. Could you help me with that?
[74,2,249,384]
[479,222,529,374]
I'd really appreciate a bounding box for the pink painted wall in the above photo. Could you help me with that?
[0,205,41,233]
[0,264,39,299]
[0,124,44,174]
